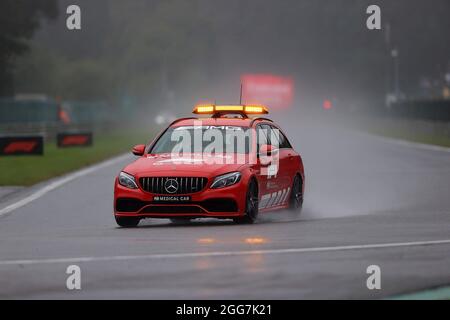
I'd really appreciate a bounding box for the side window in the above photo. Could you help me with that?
[256,124,270,153]
[270,125,292,149]
[268,125,280,147]
[279,131,292,149]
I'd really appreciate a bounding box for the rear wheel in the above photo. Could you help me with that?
[289,175,303,213]
[115,216,140,228]
[234,179,259,224]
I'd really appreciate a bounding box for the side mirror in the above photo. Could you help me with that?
[260,144,278,156]
[132,144,146,156]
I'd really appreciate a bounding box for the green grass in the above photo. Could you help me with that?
[389,286,450,300]
[0,130,152,186]
[367,127,450,148]
[348,115,450,149]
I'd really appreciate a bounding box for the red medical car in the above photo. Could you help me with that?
[113,104,304,227]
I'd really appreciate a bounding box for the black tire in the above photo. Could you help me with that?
[234,179,259,224]
[115,216,140,228]
[289,175,303,212]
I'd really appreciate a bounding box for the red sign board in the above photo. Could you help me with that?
[0,136,44,156]
[57,133,93,148]
[241,74,294,109]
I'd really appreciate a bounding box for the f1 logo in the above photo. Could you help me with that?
[62,135,89,146]
[57,133,93,148]
[4,141,37,154]
[0,136,44,156]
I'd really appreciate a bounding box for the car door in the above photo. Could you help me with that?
[255,124,276,210]
[265,124,292,207]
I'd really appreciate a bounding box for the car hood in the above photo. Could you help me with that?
[123,153,247,178]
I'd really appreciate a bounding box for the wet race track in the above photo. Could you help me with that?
[0,112,449,299]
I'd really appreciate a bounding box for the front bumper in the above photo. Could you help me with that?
[114,178,247,218]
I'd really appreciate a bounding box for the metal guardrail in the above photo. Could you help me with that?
[0,98,58,124]
[0,121,118,140]
[0,97,124,139]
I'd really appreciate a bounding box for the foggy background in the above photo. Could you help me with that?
[1,1,450,300]
[1,0,449,119]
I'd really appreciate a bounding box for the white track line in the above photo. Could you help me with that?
[0,153,129,217]
[1,239,450,266]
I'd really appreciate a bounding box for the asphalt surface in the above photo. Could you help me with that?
[0,113,450,299]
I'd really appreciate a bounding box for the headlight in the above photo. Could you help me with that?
[210,172,241,189]
[118,171,138,189]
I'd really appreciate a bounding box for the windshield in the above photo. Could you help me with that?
[150,126,251,154]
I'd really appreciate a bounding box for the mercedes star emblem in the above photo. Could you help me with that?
[164,178,179,194]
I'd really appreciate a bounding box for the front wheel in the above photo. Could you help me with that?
[115,216,140,228]
[289,175,303,213]
[234,179,259,224]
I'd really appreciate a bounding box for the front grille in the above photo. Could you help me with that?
[139,177,208,194]
[115,197,238,214]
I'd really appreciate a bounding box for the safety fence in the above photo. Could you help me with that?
[0,98,126,137]
[0,98,116,124]
[0,98,59,124]
[388,99,450,122]
[0,97,131,155]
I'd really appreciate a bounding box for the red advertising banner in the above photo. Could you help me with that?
[241,74,294,109]
[57,133,93,148]
[0,136,44,156]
